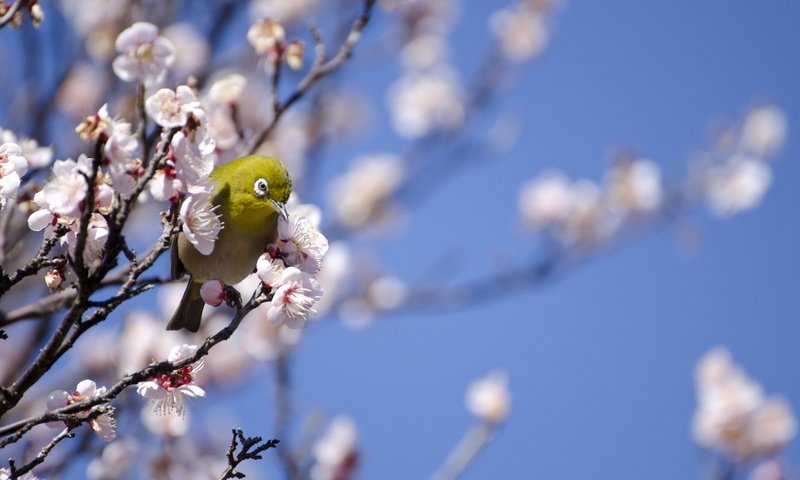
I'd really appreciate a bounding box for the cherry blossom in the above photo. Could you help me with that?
[47,379,117,441]
[179,192,222,255]
[266,266,323,329]
[136,344,205,416]
[112,22,175,85]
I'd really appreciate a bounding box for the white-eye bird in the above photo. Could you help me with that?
[168,155,291,332]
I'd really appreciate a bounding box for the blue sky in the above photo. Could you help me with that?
[3,0,799,478]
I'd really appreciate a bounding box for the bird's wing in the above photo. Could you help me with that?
[170,232,186,280]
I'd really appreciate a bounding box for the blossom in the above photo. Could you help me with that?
[327,154,404,228]
[86,439,138,480]
[47,379,117,441]
[387,68,465,138]
[1,129,51,169]
[490,5,549,61]
[311,416,359,480]
[518,171,573,229]
[179,192,222,255]
[247,18,285,58]
[200,280,225,307]
[145,86,202,128]
[208,74,247,105]
[705,157,772,217]
[466,370,511,424]
[136,344,205,416]
[605,159,663,215]
[266,267,323,329]
[741,105,787,157]
[257,253,286,287]
[275,214,329,273]
[285,41,305,70]
[112,22,175,85]
[0,142,27,202]
[37,155,92,218]
[692,347,797,460]
[162,22,209,79]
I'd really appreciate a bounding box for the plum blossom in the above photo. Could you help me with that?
[257,254,286,288]
[163,22,209,79]
[311,416,359,480]
[150,131,214,201]
[490,5,549,61]
[1,129,52,169]
[466,370,511,424]
[0,142,27,203]
[266,267,323,329]
[518,171,573,229]
[247,18,285,60]
[387,68,465,138]
[275,214,329,273]
[137,344,205,416]
[693,347,796,461]
[327,154,405,228]
[741,105,787,157]
[145,86,202,128]
[208,74,247,105]
[605,159,663,215]
[112,22,175,85]
[285,41,305,70]
[200,280,225,307]
[179,192,222,256]
[47,379,117,441]
[35,156,91,218]
[86,439,138,480]
[705,157,772,217]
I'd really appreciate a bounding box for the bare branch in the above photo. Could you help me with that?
[220,429,280,480]
[7,427,75,477]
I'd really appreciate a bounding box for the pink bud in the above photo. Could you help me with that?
[200,280,225,307]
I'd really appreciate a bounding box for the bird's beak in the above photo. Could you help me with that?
[271,200,289,221]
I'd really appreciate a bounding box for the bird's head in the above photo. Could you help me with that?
[212,155,292,233]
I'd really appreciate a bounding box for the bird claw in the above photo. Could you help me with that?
[224,285,242,310]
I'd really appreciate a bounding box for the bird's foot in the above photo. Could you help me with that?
[224,285,242,310]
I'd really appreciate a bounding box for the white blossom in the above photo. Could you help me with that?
[208,74,247,105]
[706,157,772,217]
[136,344,205,416]
[257,254,286,288]
[693,347,797,460]
[387,68,465,138]
[145,86,202,128]
[327,154,405,228]
[266,267,323,329]
[0,129,51,169]
[490,5,549,61]
[163,22,209,79]
[276,214,329,273]
[47,379,116,441]
[0,142,27,202]
[247,18,285,59]
[605,159,663,215]
[87,439,138,480]
[112,22,175,85]
[179,192,221,255]
[741,105,787,157]
[311,416,358,480]
[466,370,511,424]
[518,171,573,229]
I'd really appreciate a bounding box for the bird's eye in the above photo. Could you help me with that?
[253,178,269,196]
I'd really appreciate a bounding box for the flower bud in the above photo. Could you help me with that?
[200,279,225,307]
[45,268,64,290]
[285,41,305,70]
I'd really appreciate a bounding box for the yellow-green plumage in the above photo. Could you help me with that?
[167,155,292,332]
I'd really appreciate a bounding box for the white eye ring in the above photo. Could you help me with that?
[253,178,269,196]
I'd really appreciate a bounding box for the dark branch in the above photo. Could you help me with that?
[221,429,280,480]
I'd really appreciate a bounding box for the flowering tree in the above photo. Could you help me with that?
[0,1,794,479]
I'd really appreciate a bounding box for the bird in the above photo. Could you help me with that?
[167,155,291,332]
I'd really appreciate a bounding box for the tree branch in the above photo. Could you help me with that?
[220,428,280,480]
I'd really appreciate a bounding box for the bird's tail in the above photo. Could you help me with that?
[167,281,204,332]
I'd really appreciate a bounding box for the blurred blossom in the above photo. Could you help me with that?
[241,309,302,361]
[490,4,549,61]
[247,18,285,60]
[47,379,116,441]
[518,170,572,229]
[118,310,185,376]
[0,129,52,169]
[401,33,447,70]
[366,276,407,310]
[328,154,404,228]
[208,74,247,105]
[338,297,376,330]
[387,68,465,138]
[285,41,305,70]
[749,460,785,480]
[315,242,352,316]
[137,344,206,416]
[56,63,109,117]
[250,0,318,24]
[692,347,797,461]
[741,105,787,157]
[311,416,359,480]
[163,22,209,80]
[112,22,175,85]
[0,142,27,204]
[466,370,511,424]
[87,438,138,480]
[198,315,254,385]
[141,404,189,437]
[62,0,127,35]
[381,0,458,38]
[705,157,772,217]
[605,159,663,215]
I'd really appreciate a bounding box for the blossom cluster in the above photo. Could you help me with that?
[47,379,117,442]
[693,347,796,463]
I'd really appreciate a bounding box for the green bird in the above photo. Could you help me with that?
[167,155,291,332]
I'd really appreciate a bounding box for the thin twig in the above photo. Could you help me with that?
[7,427,75,477]
[220,428,280,479]
[431,423,497,480]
